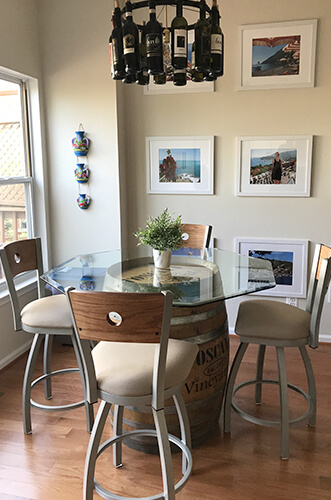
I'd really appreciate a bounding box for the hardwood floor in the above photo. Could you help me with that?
[0,336,331,499]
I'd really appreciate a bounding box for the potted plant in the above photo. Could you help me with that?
[134,208,184,269]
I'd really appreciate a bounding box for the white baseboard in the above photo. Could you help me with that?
[229,327,331,343]
[319,334,331,344]
[0,340,32,371]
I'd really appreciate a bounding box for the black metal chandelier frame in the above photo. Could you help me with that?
[121,0,212,30]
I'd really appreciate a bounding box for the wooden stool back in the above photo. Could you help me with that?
[181,224,212,249]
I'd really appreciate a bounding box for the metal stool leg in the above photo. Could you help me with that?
[23,333,44,434]
[276,346,289,460]
[113,405,124,468]
[84,400,111,500]
[223,342,248,432]
[299,345,316,427]
[72,336,94,433]
[43,334,53,400]
[173,391,191,475]
[255,345,266,405]
[153,407,175,500]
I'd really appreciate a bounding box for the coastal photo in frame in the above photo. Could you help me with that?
[238,19,317,90]
[146,136,214,194]
[237,135,312,197]
[144,31,214,95]
[235,238,308,298]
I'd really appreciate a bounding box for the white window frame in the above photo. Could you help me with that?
[0,68,49,301]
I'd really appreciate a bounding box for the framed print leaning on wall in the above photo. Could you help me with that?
[238,19,317,90]
[146,136,214,195]
[237,135,312,197]
[235,238,308,298]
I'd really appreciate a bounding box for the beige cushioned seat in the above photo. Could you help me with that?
[92,339,198,397]
[21,294,72,329]
[235,299,311,341]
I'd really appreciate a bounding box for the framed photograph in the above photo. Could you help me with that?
[239,19,317,90]
[237,135,312,197]
[146,136,214,195]
[144,31,214,95]
[235,238,308,298]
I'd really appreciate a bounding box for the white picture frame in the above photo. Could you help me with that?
[144,31,214,95]
[235,238,308,298]
[146,136,214,195]
[237,135,312,197]
[238,19,317,91]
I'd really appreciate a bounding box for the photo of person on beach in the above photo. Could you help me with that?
[250,148,297,185]
[271,152,283,184]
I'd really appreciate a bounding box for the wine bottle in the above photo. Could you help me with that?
[210,0,224,77]
[122,73,137,84]
[173,68,187,86]
[194,0,211,73]
[154,73,166,84]
[191,41,203,82]
[163,26,171,79]
[145,0,164,75]
[153,25,168,85]
[136,22,150,85]
[203,71,216,81]
[171,0,188,70]
[122,0,140,75]
[111,1,125,80]
[109,11,115,77]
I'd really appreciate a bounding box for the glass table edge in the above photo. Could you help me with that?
[41,248,276,306]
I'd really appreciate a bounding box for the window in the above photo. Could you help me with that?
[0,73,34,283]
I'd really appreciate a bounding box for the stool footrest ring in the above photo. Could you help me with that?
[30,367,86,412]
[94,429,193,500]
[232,378,313,428]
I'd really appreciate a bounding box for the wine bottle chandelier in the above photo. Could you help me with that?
[109,0,224,87]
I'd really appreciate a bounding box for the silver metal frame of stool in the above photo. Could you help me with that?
[0,238,94,434]
[223,246,331,460]
[86,399,193,500]
[223,340,317,460]
[231,378,313,428]
[21,332,93,434]
[66,288,196,500]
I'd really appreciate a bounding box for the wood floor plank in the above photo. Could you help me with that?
[0,337,331,499]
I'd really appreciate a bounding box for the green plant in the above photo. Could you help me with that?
[134,208,184,251]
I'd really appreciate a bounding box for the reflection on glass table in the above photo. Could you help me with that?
[41,247,275,306]
[41,247,275,451]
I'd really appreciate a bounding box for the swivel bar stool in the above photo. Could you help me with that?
[223,243,331,459]
[66,288,198,500]
[0,238,93,433]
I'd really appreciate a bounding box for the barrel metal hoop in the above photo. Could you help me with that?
[184,320,228,345]
[232,378,313,427]
[171,301,225,326]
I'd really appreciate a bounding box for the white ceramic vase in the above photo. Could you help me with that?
[153,249,172,269]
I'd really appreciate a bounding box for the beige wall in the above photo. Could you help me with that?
[0,0,41,78]
[38,0,121,265]
[117,0,331,337]
[0,0,42,363]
